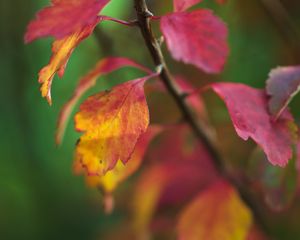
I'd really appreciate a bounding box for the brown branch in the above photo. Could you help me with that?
[134,0,273,237]
[134,0,222,171]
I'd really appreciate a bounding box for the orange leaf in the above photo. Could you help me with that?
[56,57,151,144]
[177,180,252,240]
[39,24,97,105]
[75,74,156,176]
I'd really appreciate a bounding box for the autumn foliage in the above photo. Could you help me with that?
[25,0,300,239]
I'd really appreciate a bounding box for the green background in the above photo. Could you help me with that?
[1,0,300,239]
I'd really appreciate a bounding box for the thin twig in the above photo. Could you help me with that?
[134,0,273,236]
[100,15,139,27]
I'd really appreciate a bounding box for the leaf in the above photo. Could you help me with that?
[246,225,269,240]
[152,75,209,121]
[173,0,226,12]
[266,66,300,119]
[133,162,217,238]
[297,140,300,172]
[39,24,97,105]
[176,77,215,138]
[211,83,296,167]
[133,125,217,237]
[175,76,208,121]
[177,180,252,240]
[147,125,214,167]
[56,57,151,144]
[215,0,227,4]
[174,0,203,12]
[247,147,297,211]
[133,164,165,238]
[24,0,110,43]
[74,126,161,194]
[74,74,156,176]
[160,10,229,73]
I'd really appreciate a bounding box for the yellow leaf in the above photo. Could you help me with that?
[177,180,252,240]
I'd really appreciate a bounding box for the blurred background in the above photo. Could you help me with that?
[1,0,300,239]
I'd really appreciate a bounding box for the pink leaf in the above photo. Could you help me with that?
[25,0,110,43]
[266,66,300,119]
[297,140,300,172]
[175,76,208,120]
[211,83,296,167]
[160,10,229,73]
[174,0,203,12]
[56,57,151,145]
[215,0,227,4]
[173,0,226,12]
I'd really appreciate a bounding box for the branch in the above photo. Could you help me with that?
[134,0,273,236]
[134,0,222,170]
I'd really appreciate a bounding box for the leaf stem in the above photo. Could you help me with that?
[100,15,139,26]
[133,0,273,237]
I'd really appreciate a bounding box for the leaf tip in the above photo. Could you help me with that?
[103,192,115,215]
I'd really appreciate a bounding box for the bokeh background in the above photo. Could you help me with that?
[1,0,300,239]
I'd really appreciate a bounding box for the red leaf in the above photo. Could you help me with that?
[215,0,227,4]
[246,225,269,240]
[174,0,203,12]
[25,0,110,43]
[266,66,300,119]
[152,75,209,121]
[160,10,229,73]
[175,76,208,120]
[56,57,151,145]
[173,0,226,12]
[132,125,217,236]
[134,161,215,236]
[297,140,300,172]
[211,83,296,167]
[147,125,214,168]
[147,136,216,201]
